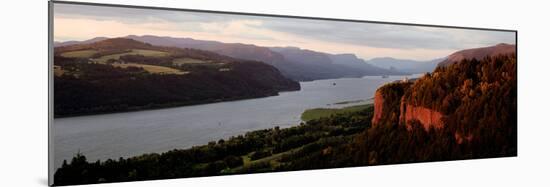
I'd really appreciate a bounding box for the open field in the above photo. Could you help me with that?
[112,63,189,75]
[301,104,373,121]
[60,50,98,58]
[173,57,211,65]
[230,144,303,173]
[93,49,170,63]
[332,99,367,105]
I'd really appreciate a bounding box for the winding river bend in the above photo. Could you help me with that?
[53,74,419,168]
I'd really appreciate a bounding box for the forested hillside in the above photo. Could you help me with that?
[54,38,300,117]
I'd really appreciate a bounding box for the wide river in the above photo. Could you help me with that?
[53,74,419,168]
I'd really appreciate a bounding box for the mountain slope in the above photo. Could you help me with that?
[367,57,444,74]
[55,38,156,53]
[54,37,109,47]
[328,54,407,74]
[438,43,516,67]
[53,38,300,117]
[270,47,401,80]
[125,35,404,81]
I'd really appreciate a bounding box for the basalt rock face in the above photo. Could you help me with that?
[371,91,385,126]
[400,102,444,130]
[372,53,516,148]
[365,49,516,164]
[371,81,444,131]
[371,82,412,127]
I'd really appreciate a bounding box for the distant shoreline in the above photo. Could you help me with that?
[54,90,297,119]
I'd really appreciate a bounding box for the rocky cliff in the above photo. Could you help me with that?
[364,48,516,164]
[373,43,516,132]
[371,81,444,131]
[371,91,385,126]
[371,81,412,127]
[372,55,516,148]
[400,102,444,130]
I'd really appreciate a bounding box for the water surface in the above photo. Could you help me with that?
[54,74,419,168]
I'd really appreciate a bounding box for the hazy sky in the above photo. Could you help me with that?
[54,3,515,60]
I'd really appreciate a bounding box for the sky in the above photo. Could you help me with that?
[53,3,516,61]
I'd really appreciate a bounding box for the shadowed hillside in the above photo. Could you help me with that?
[54,38,300,117]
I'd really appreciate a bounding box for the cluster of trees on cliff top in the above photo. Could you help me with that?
[54,38,299,117]
[362,54,516,164]
[404,54,516,139]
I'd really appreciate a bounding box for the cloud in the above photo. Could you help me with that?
[254,18,515,50]
[54,3,236,24]
[53,3,515,60]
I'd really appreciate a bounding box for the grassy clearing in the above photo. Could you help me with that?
[301,104,373,122]
[231,146,303,173]
[93,49,170,64]
[60,50,97,58]
[332,99,365,105]
[241,154,252,167]
[130,49,170,57]
[112,63,189,75]
[173,58,210,65]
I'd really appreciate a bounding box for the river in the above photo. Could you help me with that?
[53,74,420,168]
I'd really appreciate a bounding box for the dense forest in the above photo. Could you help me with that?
[54,38,300,117]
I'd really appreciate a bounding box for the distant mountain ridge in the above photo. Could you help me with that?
[126,35,406,81]
[55,38,156,53]
[328,53,397,74]
[367,57,445,74]
[56,35,405,81]
[54,37,109,47]
[270,47,399,80]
